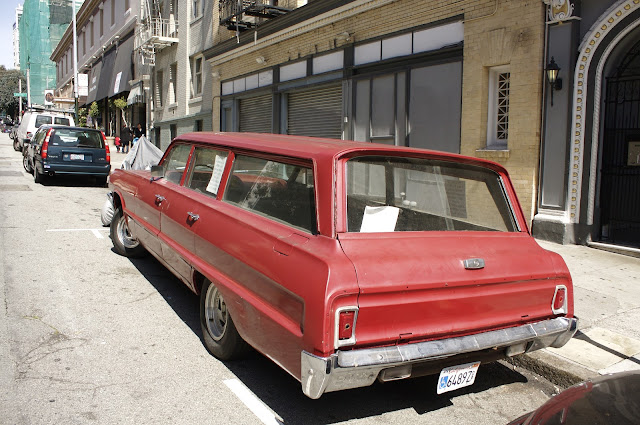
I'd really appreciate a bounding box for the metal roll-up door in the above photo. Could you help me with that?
[239,94,272,133]
[288,85,342,139]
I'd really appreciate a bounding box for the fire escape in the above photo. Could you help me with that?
[219,0,292,32]
[135,0,179,67]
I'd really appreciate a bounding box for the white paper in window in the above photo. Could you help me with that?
[206,155,227,195]
[360,206,400,233]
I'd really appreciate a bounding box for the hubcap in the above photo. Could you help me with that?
[116,214,139,249]
[204,285,228,341]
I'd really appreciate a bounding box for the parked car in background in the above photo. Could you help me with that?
[24,125,110,185]
[507,371,640,425]
[108,132,578,399]
[14,109,74,151]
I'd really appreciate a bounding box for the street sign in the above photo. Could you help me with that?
[13,93,27,98]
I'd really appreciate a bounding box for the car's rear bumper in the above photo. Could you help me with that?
[300,316,578,399]
[42,162,111,176]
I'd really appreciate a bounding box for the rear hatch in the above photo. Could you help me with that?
[46,128,108,167]
[338,232,567,348]
[337,154,571,349]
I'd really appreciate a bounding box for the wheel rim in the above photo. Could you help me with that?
[23,155,28,171]
[116,213,139,249]
[204,285,228,341]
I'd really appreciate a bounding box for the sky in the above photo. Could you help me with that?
[0,0,23,69]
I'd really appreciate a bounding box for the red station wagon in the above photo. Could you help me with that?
[108,133,578,399]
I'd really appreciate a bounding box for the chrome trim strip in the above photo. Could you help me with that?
[301,316,578,399]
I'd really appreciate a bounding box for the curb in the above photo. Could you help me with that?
[508,350,598,389]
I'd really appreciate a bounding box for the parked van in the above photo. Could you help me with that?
[14,109,75,151]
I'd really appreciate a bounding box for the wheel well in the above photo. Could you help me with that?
[193,270,206,296]
[112,192,123,211]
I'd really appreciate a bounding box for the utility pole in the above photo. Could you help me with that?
[26,68,31,108]
[72,0,78,120]
[18,78,22,118]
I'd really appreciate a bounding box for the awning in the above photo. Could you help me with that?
[127,84,144,105]
[96,48,116,101]
[110,35,135,98]
[86,59,102,104]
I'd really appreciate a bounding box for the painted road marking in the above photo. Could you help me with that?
[224,379,283,425]
[46,228,109,239]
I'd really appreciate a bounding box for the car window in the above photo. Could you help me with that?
[163,144,192,184]
[54,117,71,125]
[345,156,517,233]
[50,129,104,148]
[223,155,316,233]
[185,147,229,198]
[34,115,53,128]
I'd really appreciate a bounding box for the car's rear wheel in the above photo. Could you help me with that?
[22,152,32,174]
[33,164,45,183]
[200,280,248,360]
[13,139,20,151]
[110,208,146,257]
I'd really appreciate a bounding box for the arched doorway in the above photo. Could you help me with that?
[599,36,640,247]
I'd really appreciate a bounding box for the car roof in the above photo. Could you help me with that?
[174,132,508,173]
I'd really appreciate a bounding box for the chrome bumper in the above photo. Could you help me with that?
[301,316,578,399]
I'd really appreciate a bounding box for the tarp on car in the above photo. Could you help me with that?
[121,135,164,171]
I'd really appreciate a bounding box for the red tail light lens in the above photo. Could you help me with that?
[338,311,355,340]
[101,131,110,163]
[552,286,567,314]
[41,128,53,159]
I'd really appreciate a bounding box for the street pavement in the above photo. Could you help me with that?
[513,240,640,387]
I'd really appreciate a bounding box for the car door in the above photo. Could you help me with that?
[134,143,191,258]
[160,146,230,290]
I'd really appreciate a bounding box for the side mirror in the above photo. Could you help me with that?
[150,165,165,182]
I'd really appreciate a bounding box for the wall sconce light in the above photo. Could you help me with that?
[256,56,266,65]
[211,70,221,80]
[546,56,562,106]
[336,32,352,42]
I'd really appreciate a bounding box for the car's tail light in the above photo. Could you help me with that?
[335,307,358,348]
[26,131,32,140]
[41,128,53,159]
[552,285,567,314]
[101,131,110,163]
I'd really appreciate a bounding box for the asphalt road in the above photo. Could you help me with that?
[0,132,560,425]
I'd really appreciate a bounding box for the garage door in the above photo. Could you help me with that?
[287,85,342,139]
[239,94,272,133]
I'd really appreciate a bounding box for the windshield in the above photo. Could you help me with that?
[345,156,517,233]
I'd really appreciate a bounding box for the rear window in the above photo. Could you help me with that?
[54,117,71,125]
[346,156,517,233]
[34,115,53,128]
[50,129,104,149]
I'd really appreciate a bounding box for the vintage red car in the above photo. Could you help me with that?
[108,132,578,399]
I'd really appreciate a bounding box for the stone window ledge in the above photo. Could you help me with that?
[475,148,510,160]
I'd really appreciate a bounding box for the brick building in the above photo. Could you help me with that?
[204,0,547,226]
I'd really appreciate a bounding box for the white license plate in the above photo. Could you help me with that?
[437,361,480,394]
[70,154,85,160]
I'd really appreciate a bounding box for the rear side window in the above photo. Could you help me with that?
[223,155,316,233]
[34,115,53,128]
[54,117,71,125]
[185,147,228,198]
[50,129,104,148]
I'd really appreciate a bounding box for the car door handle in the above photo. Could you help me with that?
[154,195,166,205]
[187,212,200,223]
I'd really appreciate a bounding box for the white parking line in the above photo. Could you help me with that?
[224,379,283,425]
[46,228,109,239]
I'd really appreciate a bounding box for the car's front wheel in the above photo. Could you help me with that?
[110,208,146,257]
[200,280,248,360]
[13,139,20,151]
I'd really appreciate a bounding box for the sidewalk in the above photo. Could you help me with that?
[512,240,640,387]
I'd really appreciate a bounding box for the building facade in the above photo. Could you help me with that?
[205,0,547,226]
[149,0,216,148]
[534,0,640,249]
[13,5,23,70]
[52,0,141,136]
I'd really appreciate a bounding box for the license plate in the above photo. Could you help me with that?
[70,154,85,161]
[437,361,480,394]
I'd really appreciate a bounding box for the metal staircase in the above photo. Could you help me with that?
[219,0,292,31]
[135,0,179,67]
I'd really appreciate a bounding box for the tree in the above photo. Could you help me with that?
[113,97,128,128]
[0,66,27,120]
[77,107,88,127]
[88,101,99,128]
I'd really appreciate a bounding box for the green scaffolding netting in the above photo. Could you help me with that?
[19,0,83,106]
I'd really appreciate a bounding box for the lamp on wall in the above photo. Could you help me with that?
[546,56,562,106]
[256,56,266,65]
